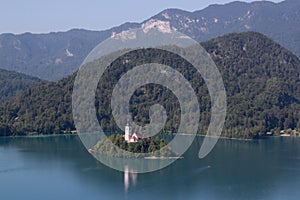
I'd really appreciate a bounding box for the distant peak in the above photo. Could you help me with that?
[141,19,172,33]
[161,8,191,14]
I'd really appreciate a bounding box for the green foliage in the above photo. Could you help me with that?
[0,69,43,103]
[0,74,75,136]
[0,122,11,136]
[93,134,174,158]
[202,32,300,138]
[1,32,300,139]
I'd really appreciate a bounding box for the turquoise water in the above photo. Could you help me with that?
[1,135,300,200]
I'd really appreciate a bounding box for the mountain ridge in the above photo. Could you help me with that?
[0,0,299,81]
[1,32,300,138]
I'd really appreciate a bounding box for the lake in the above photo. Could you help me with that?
[1,135,300,200]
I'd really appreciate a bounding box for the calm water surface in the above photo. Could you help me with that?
[1,135,300,200]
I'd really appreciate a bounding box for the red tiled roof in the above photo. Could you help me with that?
[134,132,143,138]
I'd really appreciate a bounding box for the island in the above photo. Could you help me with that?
[91,122,178,158]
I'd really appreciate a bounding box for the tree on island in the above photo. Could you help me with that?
[92,134,176,158]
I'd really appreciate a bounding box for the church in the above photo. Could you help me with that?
[123,121,142,143]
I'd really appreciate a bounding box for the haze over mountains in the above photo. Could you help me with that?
[1,0,300,138]
[1,32,300,138]
[0,0,299,81]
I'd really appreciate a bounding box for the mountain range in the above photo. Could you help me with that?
[1,32,300,138]
[0,0,299,81]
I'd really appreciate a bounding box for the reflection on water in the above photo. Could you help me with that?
[124,165,138,193]
[1,135,300,200]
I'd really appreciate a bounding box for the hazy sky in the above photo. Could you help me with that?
[0,0,283,34]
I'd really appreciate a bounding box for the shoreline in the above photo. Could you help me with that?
[0,133,77,139]
[1,132,300,141]
[144,156,184,160]
[173,133,254,141]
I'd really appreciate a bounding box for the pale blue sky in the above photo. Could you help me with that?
[0,0,283,34]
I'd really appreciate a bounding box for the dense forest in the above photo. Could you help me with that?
[92,134,175,158]
[1,32,300,139]
[0,69,43,103]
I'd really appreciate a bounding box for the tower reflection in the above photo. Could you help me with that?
[124,165,138,193]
